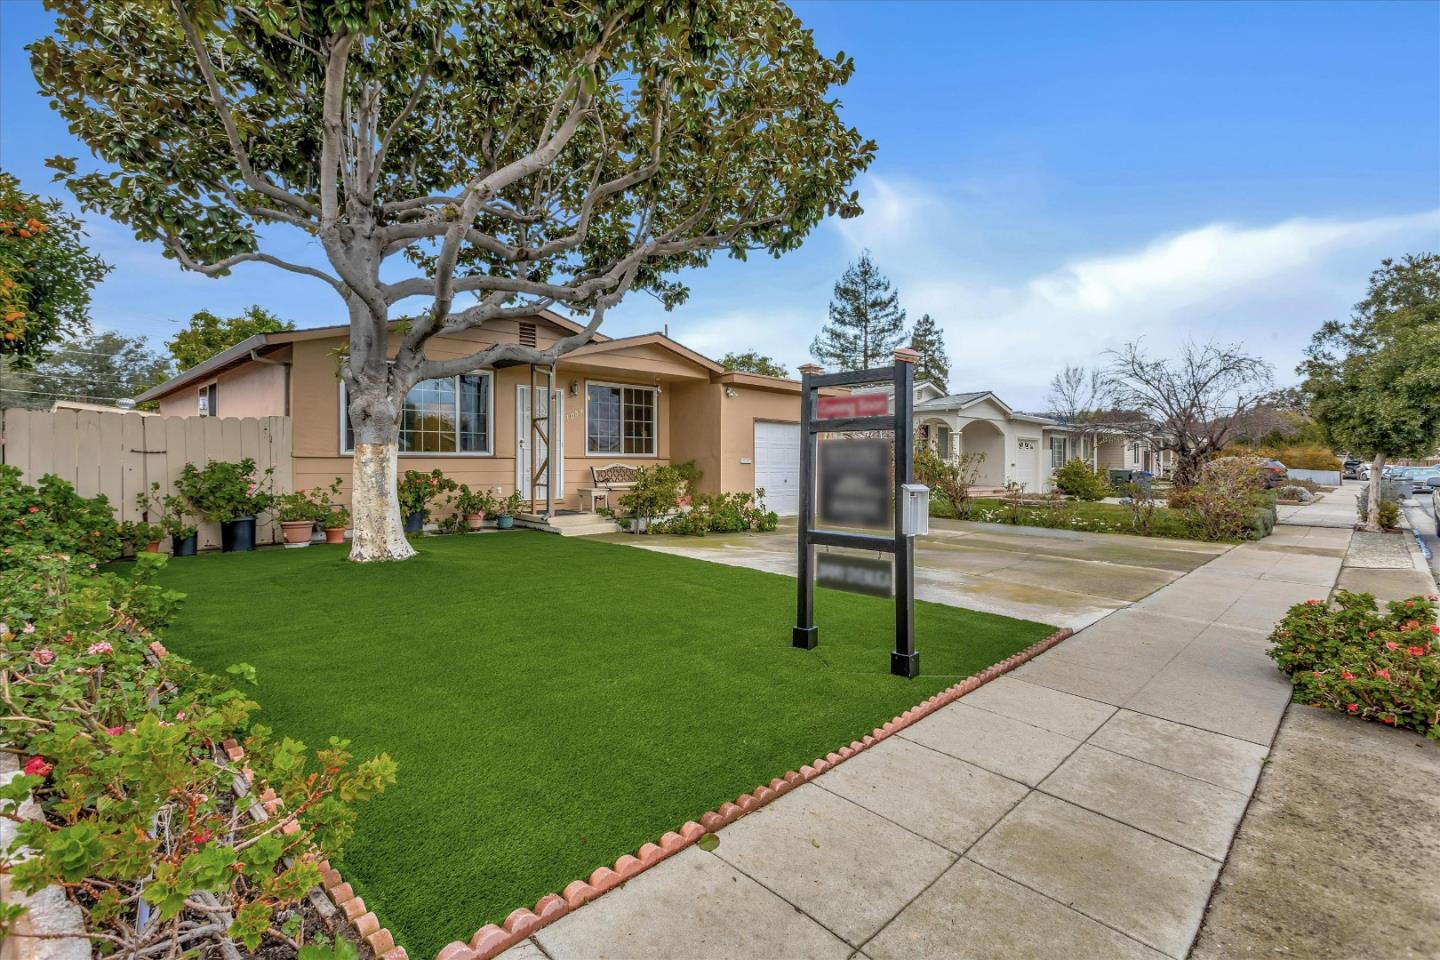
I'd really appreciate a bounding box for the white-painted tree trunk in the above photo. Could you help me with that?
[1364,452,1386,532]
[349,441,416,562]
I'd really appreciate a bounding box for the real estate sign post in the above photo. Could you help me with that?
[795,351,923,678]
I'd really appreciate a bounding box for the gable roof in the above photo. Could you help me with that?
[563,332,724,374]
[914,390,1013,416]
[135,309,606,403]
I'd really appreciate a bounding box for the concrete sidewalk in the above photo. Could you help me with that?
[502,522,1350,960]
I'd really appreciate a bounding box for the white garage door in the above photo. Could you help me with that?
[754,421,801,517]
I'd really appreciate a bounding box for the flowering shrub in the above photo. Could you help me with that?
[0,466,120,566]
[175,458,276,522]
[0,547,396,952]
[1268,591,1439,740]
[914,448,986,518]
[397,468,456,520]
[655,490,779,536]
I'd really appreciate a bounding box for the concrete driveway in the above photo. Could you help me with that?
[599,518,1227,629]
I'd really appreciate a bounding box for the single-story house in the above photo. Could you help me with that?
[903,381,1172,491]
[137,311,821,517]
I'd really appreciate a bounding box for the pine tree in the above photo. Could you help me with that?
[909,313,950,389]
[811,250,907,370]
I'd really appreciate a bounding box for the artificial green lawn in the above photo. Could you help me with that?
[152,532,1055,956]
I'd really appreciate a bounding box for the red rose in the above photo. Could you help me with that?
[1346,703,1360,713]
[22,756,52,777]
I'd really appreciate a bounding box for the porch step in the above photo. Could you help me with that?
[515,512,622,537]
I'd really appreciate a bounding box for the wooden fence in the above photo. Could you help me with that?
[1,408,294,550]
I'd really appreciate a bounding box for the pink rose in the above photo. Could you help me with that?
[105,726,124,736]
[86,641,113,656]
[21,622,34,635]
[148,640,168,659]
[31,649,54,665]
[22,756,52,777]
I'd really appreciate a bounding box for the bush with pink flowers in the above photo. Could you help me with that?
[1268,590,1439,740]
[0,546,396,953]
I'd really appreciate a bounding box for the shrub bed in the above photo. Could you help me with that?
[0,534,395,951]
[1268,591,1439,740]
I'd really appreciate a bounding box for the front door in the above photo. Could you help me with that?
[516,386,564,503]
[1014,437,1040,490]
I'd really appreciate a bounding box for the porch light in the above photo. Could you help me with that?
[724,386,738,398]
[568,379,579,397]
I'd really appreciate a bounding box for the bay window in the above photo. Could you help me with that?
[340,373,492,454]
[586,382,657,456]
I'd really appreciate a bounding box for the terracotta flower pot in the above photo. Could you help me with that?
[144,541,161,553]
[324,527,346,544]
[280,520,314,548]
[465,512,486,530]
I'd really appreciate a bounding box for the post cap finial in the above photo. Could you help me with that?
[797,363,823,376]
[893,347,919,365]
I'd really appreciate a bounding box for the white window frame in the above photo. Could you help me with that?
[1049,436,1068,469]
[584,380,659,458]
[338,372,495,457]
[198,382,217,417]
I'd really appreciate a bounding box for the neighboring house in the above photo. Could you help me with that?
[904,381,1171,491]
[136,311,817,516]
[50,399,157,416]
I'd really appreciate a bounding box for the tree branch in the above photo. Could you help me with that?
[163,238,344,292]
[169,0,319,219]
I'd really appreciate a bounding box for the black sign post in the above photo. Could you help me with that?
[794,351,919,678]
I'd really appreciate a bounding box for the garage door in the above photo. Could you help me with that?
[1015,437,1040,490]
[754,421,801,517]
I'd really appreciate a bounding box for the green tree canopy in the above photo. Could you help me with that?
[0,172,110,366]
[1301,253,1440,526]
[168,306,294,370]
[720,350,788,378]
[908,313,949,389]
[32,0,874,561]
[2,332,173,410]
[811,250,906,370]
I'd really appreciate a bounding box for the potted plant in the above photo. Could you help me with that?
[397,469,457,535]
[166,515,199,556]
[176,458,276,552]
[454,485,496,530]
[274,490,321,547]
[322,505,350,544]
[120,519,166,553]
[495,491,523,530]
[136,482,198,556]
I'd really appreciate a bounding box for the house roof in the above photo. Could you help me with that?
[564,332,724,374]
[135,308,605,403]
[914,390,1012,416]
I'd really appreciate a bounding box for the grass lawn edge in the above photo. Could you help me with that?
[435,623,1076,960]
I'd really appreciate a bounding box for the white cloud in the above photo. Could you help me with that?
[825,195,1440,407]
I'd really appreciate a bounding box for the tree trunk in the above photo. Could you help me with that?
[1364,452,1386,533]
[347,384,416,562]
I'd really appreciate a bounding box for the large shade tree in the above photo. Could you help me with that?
[1301,254,1440,530]
[33,0,874,561]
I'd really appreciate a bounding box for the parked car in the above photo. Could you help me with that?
[1407,468,1440,493]
[1342,459,1362,479]
[1433,483,1440,535]
[1258,458,1289,488]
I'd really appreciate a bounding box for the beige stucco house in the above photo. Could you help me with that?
[137,311,816,516]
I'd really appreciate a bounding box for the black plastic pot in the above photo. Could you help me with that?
[220,517,256,552]
[172,533,198,557]
[404,511,424,535]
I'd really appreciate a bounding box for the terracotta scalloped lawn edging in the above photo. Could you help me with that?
[219,738,409,960]
[436,625,1075,960]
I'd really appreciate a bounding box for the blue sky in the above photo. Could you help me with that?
[2,0,1437,406]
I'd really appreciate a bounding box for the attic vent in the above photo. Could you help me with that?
[519,321,537,347]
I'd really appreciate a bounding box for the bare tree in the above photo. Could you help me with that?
[1045,364,1117,467]
[1107,340,1274,487]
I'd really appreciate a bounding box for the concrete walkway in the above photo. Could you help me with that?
[504,514,1352,960]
